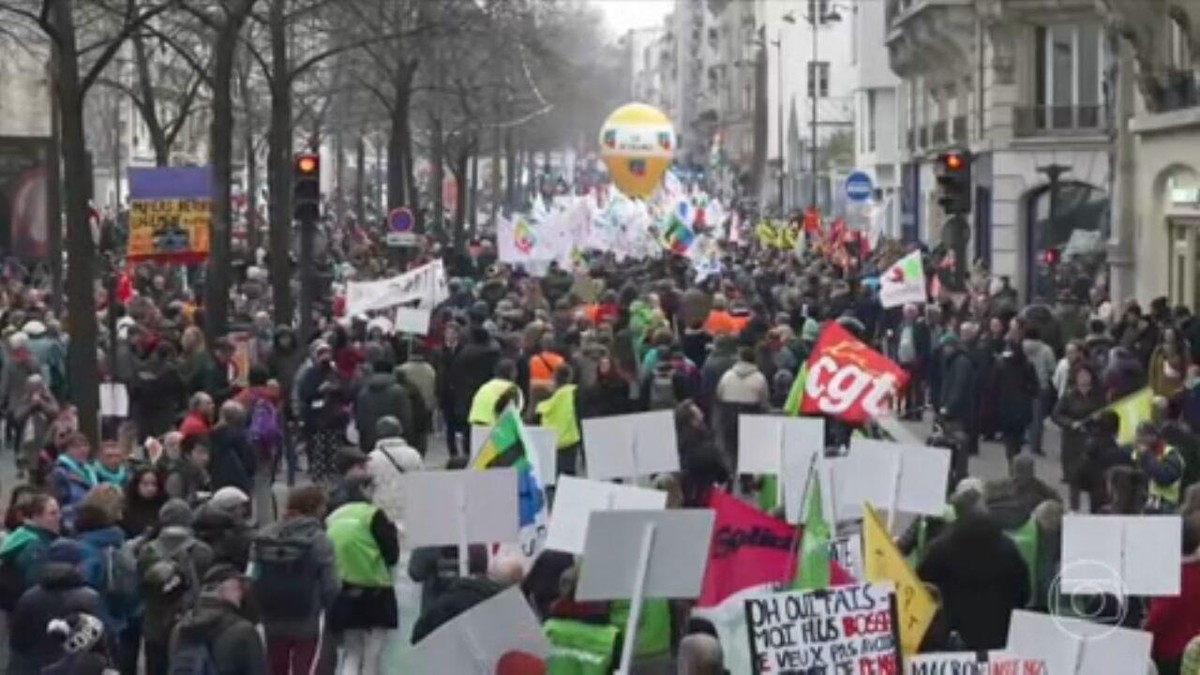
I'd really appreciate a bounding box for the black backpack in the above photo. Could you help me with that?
[0,551,25,612]
[250,531,318,618]
[168,639,219,675]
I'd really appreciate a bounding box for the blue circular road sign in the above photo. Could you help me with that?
[388,207,414,232]
[845,171,873,203]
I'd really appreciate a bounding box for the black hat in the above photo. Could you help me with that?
[202,563,246,588]
[334,446,370,474]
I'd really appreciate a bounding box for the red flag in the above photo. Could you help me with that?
[698,490,853,608]
[496,651,547,675]
[800,322,909,425]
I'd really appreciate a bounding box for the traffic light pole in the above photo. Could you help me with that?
[298,214,316,348]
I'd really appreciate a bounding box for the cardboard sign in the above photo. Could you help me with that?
[575,509,715,601]
[801,322,908,424]
[471,425,559,487]
[1061,514,1182,596]
[393,306,432,335]
[906,651,1046,675]
[410,586,550,674]
[782,450,849,525]
[544,477,667,555]
[581,411,679,480]
[99,383,129,418]
[737,415,826,476]
[743,582,900,674]
[399,469,520,548]
[845,438,951,519]
[1007,610,1152,675]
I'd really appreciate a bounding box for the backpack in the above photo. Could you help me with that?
[0,551,25,612]
[249,531,318,618]
[648,366,677,411]
[248,398,282,454]
[168,640,219,675]
[140,539,202,610]
[104,538,143,604]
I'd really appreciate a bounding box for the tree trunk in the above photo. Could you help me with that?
[451,146,470,253]
[386,65,414,210]
[504,127,515,211]
[468,149,478,236]
[267,0,293,327]
[132,32,170,167]
[204,0,255,341]
[241,66,259,253]
[354,135,366,228]
[429,115,443,239]
[52,0,102,444]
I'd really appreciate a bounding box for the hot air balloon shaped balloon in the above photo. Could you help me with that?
[598,103,676,199]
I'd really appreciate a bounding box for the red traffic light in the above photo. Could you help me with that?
[1043,248,1060,266]
[944,154,963,170]
[295,154,319,175]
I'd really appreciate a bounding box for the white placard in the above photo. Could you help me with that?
[410,586,551,673]
[844,438,951,518]
[829,533,863,581]
[1061,514,1182,596]
[575,509,715,601]
[581,411,680,480]
[737,415,825,476]
[544,477,667,555]
[393,307,432,336]
[471,425,558,487]
[906,651,1044,674]
[781,448,852,525]
[399,469,520,548]
[345,259,449,315]
[1007,609,1152,675]
[99,383,129,418]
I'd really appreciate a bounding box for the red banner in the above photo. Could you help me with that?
[801,322,909,425]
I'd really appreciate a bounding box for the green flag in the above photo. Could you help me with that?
[783,362,808,415]
[793,471,831,590]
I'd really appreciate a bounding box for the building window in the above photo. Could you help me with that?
[1034,23,1103,125]
[807,0,831,21]
[807,61,830,97]
[867,89,877,151]
[1169,17,1191,70]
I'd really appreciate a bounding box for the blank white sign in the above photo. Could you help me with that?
[576,509,715,601]
[400,469,520,548]
[1061,514,1181,596]
[544,476,667,555]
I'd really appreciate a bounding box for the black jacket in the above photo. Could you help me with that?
[169,595,267,675]
[354,373,413,452]
[410,576,504,645]
[449,333,501,420]
[9,563,104,675]
[408,544,489,614]
[938,346,976,423]
[917,515,1030,650]
[193,505,253,571]
[208,426,255,495]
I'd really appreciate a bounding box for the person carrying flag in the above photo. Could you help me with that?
[535,365,582,477]
[468,360,523,450]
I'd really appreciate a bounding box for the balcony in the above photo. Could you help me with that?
[1013,105,1106,137]
[931,120,947,146]
[1160,70,1200,113]
[952,115,966,142]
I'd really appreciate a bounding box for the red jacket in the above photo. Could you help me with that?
[1146,558,1200,661]
[179,412,211,442]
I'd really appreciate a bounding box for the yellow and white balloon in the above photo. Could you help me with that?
[598,103,676,199]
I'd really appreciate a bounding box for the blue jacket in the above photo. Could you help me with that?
[74,526,130,632]
[49,456,97,532]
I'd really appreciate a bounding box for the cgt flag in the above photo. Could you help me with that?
[797,322,908,425]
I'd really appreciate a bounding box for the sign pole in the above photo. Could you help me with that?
[616,523,657,675]
[457,486,470,578]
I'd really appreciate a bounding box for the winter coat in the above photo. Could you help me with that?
[251,516,340,639]
[354,373,413,452]
[1052,388,1106,484]
[75,525,132,630]
[938,345,976,424]
[410,576,504,645]
[0,524,58,591]
[329,505,400,631]
[8,563,104,675]
[168,594,267,675]
[366,438,424,545]
[139,526,215,646]
[397,358,438,416]
[207,426,254,496]
[50,456,98,530]
[25,335,65,398]
[716,362,769,408]
[0,352,39,413]
[193,503,252,571]
[580,374,633,418]
[449,334,502,421]
[130,359,187,439]
[991,351,1039,434]
[699,342,737,413]
[408,545,489,617]
[917,516,1030,650]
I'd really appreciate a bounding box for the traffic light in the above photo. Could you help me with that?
[1043,247,1060,266]
[293,153,320,222]
[935,149,971,215]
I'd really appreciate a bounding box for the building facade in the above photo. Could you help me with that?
[887,0,1111,300]
[852,0,903,237]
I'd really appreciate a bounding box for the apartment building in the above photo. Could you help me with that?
[887,0,1111,300]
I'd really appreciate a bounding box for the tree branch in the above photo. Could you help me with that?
[81,0,180,95]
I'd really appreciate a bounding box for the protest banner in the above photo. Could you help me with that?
[344,259,449,315]
[906,651,1047,675]
[880,251,927,308]
[410,586,551,674]
[127,167,211,263]
[581,411,679,480]
[698,490,797,608]
[1007,609,1152,675]
[400,469,519,576]
[863,503,936,655]
[545,476,666,555]
[801,322,909,424]
[743,582,899,674]
[1061,514,1181,596]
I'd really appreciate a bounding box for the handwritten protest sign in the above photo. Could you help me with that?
[744,582,899,674]
[906,651,1047,674]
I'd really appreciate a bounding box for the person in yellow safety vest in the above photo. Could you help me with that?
[468,359,523,447]
[536,364,582,476]
[544,619,620,675]
[1134,421,1185,513]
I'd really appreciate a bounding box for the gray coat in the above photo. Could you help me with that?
[251,515,339,638]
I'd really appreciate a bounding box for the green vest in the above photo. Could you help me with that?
[1147,445,1183,505]
[1003,517,1040,608]
[758,475,779,512]
[610,599,671,659]
[326,502,392,588]
[545,619,620,675]
[537,385,580,449]
[469,379,515,426]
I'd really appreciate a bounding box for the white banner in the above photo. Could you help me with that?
[345,260,448,316]
[879,250,927,308]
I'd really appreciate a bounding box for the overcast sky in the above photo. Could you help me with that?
[593,0,673,36]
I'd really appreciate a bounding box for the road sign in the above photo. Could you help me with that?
[386,207,418,246]
[845,171,873,203]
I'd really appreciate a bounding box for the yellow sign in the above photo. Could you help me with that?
[598,103,676,198]
[127,198,212,262]
[862,503,936,655]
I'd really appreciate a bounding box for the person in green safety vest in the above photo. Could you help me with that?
[1134,421,1185,513]
[468,359,523,447]
[325,488,400,675]
[536,365,582,476]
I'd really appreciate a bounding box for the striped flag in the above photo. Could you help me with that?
[472,406,545,527]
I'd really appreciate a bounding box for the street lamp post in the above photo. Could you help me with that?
[775,13,796,216]
[809,6,842,215]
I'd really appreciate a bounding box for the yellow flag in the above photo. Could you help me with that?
[862,503,936,655]
[755,222,778,248]
[1105,387,1153,445]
